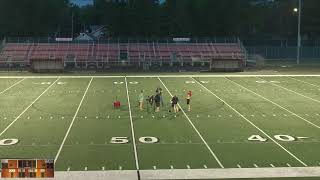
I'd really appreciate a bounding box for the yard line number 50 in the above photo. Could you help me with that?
[0,137,159,146]
[110,136,159,144]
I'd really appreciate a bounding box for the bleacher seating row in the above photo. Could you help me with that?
[0,42,245,64]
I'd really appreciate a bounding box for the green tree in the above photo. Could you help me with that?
[0,0,70,37]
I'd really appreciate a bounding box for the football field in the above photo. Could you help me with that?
[0,74,319,179]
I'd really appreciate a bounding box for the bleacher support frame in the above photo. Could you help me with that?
[0,37,247,72]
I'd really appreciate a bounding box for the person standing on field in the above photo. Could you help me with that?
[156,87,164,107]
[146,95,154,112]
[171,95,179,113]
[138,90,144,111]
[186,91,192,111]
[154,93,161,112]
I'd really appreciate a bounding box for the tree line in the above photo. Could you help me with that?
[0,0,320,39]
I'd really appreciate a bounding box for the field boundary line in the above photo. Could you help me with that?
[288,77,320,88]
[258,77,320,104]
[125,76,141,178]
[12,138,320,147]
[158,77,224,168]
[0,78,25,95]
[2,167,319,179]
[0,74,319,79]
[192,77,308,167]
[54,77,93,164]
[0,78,59,137]
[225,77,320,129]
[0,170,138,180]
[140,167,320,179]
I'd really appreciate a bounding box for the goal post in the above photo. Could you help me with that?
[30,59,64,73]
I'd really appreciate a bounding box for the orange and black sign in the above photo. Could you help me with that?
[1,159,54,178]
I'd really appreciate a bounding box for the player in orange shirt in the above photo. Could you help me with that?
[186,91,192,111]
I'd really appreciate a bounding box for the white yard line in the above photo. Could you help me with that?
[225,77,320,129]
[0,78,59,137]
[158,77,224,168]
[54,77,93,164]
[288,77,320,88]
[0,75,320,79]
[193,77,308,167]
[258,77,320,104]
[124,77,140,171]
[0,78,25,95]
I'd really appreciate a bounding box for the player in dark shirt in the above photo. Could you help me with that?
[156,87,164,106]
[154,94,161,112]
[171,95,179,113]
[148,95,154,106]
[146,95,154,112]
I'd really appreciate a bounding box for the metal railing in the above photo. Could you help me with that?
[0,37,246,71]
[246,46,320,60]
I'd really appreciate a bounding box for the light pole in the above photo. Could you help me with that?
[71,12,74,39]
[295,0,302,65]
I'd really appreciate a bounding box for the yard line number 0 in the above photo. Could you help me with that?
[0,139,19,146]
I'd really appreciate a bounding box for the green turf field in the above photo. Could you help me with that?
[0,75,319,179]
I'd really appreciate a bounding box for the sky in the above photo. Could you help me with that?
[71,0,93,6]
[71,0,165,7]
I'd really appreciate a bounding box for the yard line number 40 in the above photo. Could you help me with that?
[248,135,297,142]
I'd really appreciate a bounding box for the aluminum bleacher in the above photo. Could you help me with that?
[0,38,246,70]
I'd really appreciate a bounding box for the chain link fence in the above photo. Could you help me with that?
[244,40,320,66]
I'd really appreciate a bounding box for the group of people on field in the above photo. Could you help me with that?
[138,87,192,113]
